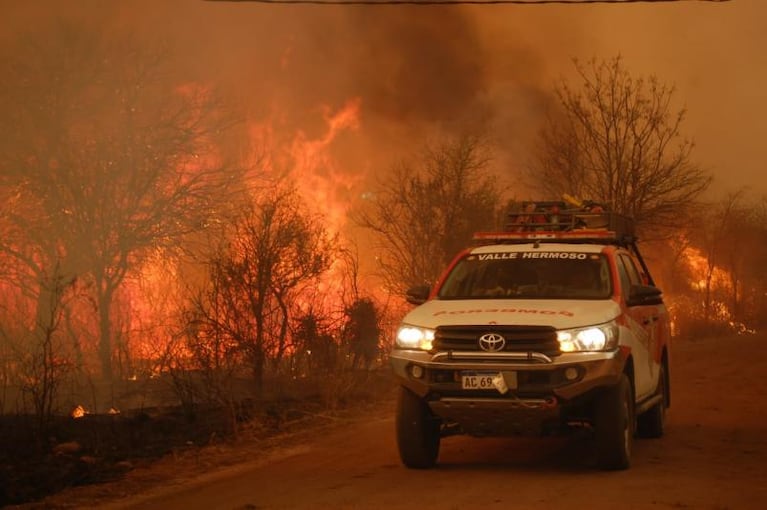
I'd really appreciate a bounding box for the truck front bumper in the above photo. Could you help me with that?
[391,348,627,435]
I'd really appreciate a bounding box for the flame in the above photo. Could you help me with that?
[674,242,756,334]
[120,251,182,363]
[249,98,371,308]
[291,99,364,302]
[679,245,731,292]
[2,91,380,382]
[252,97,363,237]
[107,96,369,372]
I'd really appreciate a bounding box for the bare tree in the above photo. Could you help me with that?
[693,191,767,328]
[0,23,242,381]
[747,199,767,325]
[696,191,745,324]
[355,134,503,294]
[0,262,76,446]
[184,183,335,395]
[528,56,711,236]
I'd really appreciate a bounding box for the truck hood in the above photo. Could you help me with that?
[401,298,621,330]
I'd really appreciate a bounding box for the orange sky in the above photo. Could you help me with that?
[2,0,764,200]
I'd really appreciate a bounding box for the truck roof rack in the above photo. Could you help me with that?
[474,200,637,247]
[471,198,657,286]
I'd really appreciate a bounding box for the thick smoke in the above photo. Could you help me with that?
[2,0,762,195]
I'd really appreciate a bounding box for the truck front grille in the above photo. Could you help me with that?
[433,325,560,358]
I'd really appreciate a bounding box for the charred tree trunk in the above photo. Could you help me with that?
[96,279,115,382]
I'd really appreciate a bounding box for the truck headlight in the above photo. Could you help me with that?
[557,321,618,352]
[395,325,435,351]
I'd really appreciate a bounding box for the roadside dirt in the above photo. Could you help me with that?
[18,332,767,510]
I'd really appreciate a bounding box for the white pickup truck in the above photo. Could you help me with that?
[390,203,671,470]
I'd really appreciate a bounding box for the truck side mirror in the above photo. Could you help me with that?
[405,285,431,305]
[626,284,663,307]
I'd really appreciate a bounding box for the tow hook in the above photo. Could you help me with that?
[542,396,558,409]
[509,394,558,409]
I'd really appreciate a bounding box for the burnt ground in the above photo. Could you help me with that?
[16,331,767,510]
[0,370,395,507]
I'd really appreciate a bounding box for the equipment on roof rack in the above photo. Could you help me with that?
[499,198,635,243]
[470,196,655,285]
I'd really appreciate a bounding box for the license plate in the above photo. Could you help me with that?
[461,372,517,393]
[461,373,500,390]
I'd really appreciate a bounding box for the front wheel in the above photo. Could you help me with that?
[395,386,441,469]
[594,373,634,470]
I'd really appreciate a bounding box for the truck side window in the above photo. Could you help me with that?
[619,254,643,286]
[616,256,630,301]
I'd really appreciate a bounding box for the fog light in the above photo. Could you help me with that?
[410,365,424,379]
[564,367,579,381]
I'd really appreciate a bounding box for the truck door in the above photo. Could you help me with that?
[617,253,656,400]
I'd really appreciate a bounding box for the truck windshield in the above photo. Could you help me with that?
[438,251,612,300]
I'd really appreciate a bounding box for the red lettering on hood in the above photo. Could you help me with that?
[433,308,574,317]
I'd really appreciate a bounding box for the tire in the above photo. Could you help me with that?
[637,364,667,438]
[594,373,634,470]
[395,386,440,469]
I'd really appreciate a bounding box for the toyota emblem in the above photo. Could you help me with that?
[478,333,506,352]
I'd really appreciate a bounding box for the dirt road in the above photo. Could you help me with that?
[37,333,767,510]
